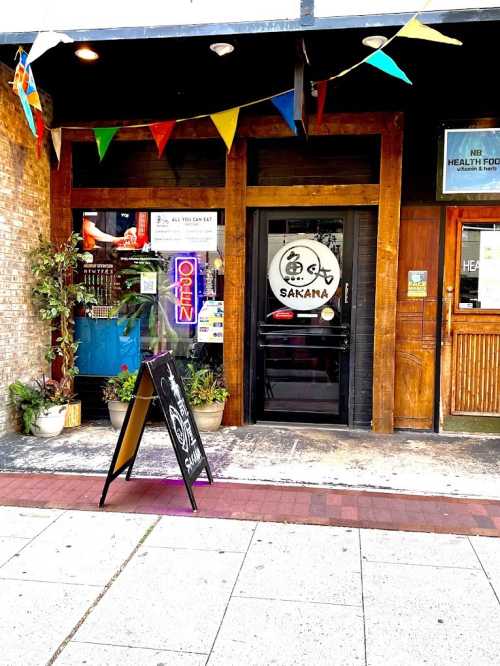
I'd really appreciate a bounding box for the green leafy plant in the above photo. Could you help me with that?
[112,258,177,354]
[102,365,138,403]
[30,233,96,384]
[9,376,70,434]
[182,363,229,407]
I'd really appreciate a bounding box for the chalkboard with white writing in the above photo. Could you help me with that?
[99,351,213,511]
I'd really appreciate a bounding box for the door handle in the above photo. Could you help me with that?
[344,282,349,304]
[446,286,454,338]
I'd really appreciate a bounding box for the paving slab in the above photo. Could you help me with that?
[0,510,155,585]
[234,522,361,606]
[74,546,244,654]
[145,515,256,552]
[0,505,63,538]
[56,642,207,665]
[208,597,365,666]
[360,529,480,568]
[0,535,30,567]
[363,561,500,666]
[0,578,98,666]
[470,535,500,598]
[1,422,500,498]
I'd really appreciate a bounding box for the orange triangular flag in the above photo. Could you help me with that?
[316,80,328,126]
[149,120,176,158]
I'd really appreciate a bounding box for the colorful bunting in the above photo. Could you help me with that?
[17,84,37,136]
[365,50,412,85]
[149,120,176,158]
[398,18,462,46]
[13,49,42,111]
[26,31,74,66]
[51,128,62,165]
[271,90,297,134]
[93,127,119,162]
[35,110,45,158]
[316,80,328,126]
[210,107,240,152]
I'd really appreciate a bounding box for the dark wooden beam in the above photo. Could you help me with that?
[50,141,73,243]
[71,187,225,209]
[247,184,379,207]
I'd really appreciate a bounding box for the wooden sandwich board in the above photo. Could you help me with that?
[99,351,213,510]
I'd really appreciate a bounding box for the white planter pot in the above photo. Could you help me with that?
[31,404,68,437]
[192,401,225,432]
[108,400,129,430]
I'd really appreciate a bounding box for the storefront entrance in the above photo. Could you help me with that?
[247,209,376,426]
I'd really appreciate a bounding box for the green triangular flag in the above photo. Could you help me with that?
[93,127,119,161]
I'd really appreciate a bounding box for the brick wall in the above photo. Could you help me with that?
[0,61,52,432]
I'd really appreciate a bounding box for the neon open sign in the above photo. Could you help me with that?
[175,256,198,324]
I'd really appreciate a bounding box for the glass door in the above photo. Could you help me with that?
[254,210,353,423]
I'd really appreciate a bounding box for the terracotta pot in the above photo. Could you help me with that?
[192,401,225,432]
[108,400,129,430]
[64,400,81,428]
[31,404,68,437]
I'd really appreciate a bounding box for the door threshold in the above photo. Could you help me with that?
[255,420,365,432]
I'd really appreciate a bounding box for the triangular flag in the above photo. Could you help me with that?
[26,31,74,66]
[93,127,119,162]
[51,127,62,165]
[17,83,37,136]
[365,50,412,85]
[35,110,45,159]
[149,120,176,158]
[316,80,328,126]
[13,49,42,111]
[271,91,297,134]
[398,18,462,46]
[210,107,240,152]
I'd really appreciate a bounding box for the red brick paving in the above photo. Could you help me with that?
[1,472,500,537]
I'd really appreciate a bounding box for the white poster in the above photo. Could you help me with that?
[268,239,340,311]
[140,271,157,294]
[197,301,224,343]
[150,211,218,252]
[478,231,500,309]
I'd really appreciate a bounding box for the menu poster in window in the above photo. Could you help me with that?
[150,211,218,252]
[478,231,500,309]
[197,301,224,343]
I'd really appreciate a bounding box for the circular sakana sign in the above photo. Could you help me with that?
[268,239,340,311]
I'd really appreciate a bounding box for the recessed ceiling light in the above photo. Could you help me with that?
[362,35,388,50]
[75,46,99,61]
[210,42,234,56]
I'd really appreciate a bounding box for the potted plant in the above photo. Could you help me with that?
[9,376,71,437]
[102,365,138,430]
[183,363,229,432]
[29,233,96,428]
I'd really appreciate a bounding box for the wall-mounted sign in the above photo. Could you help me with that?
[268,239,340,311]
[443,129,500,194]
[150,211,217,252]
[175,256,198,324]
[407,270,428,298]
[197,300,224,343]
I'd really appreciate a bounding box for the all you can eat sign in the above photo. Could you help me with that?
[443,128,500,194]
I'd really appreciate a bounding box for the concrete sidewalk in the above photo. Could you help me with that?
[1,422,500,499]
[1,506,500,665]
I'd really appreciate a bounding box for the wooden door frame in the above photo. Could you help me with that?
[51,111,404,432]
[441,206,500,422]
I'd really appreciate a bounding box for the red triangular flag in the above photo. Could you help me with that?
[316,80,328,127]
[35,110,45,159]
[149,120,176,158]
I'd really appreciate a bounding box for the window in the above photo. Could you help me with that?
[459,222,500,310]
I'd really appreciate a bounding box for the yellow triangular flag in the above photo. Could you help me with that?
[210,107,240,152]
[398,17,462,45]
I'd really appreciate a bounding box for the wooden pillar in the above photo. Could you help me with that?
[223,139,247,425]
[50,140,73,243]
[372,119,404,433]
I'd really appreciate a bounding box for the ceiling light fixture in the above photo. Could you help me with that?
[362,35,389,50]
[75,46,99,61]
[210,42,234,57]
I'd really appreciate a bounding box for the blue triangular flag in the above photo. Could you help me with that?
[17,83,37,136]
[365,50,412,85]
[271,91,297,134]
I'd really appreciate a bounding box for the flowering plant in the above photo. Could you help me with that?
[102,365,138,403]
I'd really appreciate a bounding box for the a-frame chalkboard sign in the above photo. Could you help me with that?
[99,351,213,511]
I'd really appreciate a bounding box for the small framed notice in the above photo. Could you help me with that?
[150,211,218,252]
[408,270,428,298]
